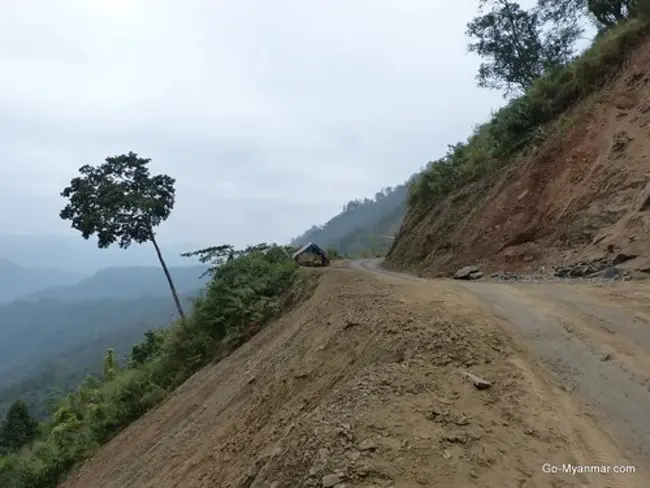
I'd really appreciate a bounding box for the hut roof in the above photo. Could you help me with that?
[292,242,328,261]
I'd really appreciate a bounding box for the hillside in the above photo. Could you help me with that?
[291,183,410,256]
[387,20,650,279]
[51,266,649,488]
[22,265,208,302]
[7,4,650,487]
[0,293,197,417]
[0,259,84,303]
[0,263,206,417]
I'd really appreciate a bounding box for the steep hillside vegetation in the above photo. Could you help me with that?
[387,17,650,277]
[0,244,308,488]
[0,293,197,418]
[0,264,208,417]
[291,183,410,256]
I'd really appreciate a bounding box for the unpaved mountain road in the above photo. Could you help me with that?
[353,259,650,474]
[62,262,650,488]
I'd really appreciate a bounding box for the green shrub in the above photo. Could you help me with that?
[0,244,301,488]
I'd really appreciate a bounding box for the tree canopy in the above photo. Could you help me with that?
[467,0,581,96]
[60,152,175,249]
[538,0,643,28]
[60,152,186,319]
[0,400,37,454]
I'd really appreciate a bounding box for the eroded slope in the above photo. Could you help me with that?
[387,35,650,278]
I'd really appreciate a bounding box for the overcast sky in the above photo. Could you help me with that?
[0,0,506,249]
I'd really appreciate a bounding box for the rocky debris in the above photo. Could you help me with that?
[490,271,521,281]
[344,320,361,329]
[553,256,631,280]
[553,257,609,278]
[612,252,638,266]
[461,371,492,390]
[442,432,469,444]
[611,130,633,154]
[426,408,472,426]
[591,267,626,280]
[454,415,471,426]
[322,473,343,487]
[357,439,378,451]
[453,265,483,280]
[601,352,614,362]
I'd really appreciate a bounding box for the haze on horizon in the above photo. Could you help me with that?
[0,0,506,251]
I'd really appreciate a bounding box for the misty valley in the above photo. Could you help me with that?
[0,258,208,418]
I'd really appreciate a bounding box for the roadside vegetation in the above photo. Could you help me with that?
[0,162,303,487]
[408,0,650,216]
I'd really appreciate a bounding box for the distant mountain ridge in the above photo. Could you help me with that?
[0,232,203,274]
[21,265,209,302]
[0,258,84,304]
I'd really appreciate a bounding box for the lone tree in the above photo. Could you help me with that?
[60,152,186,319]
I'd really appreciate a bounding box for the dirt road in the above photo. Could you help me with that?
[354,259,650,476]
[61,263,649,488]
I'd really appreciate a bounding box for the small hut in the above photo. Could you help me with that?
[292,242,330,267]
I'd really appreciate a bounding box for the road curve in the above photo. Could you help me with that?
[349,258,650,472]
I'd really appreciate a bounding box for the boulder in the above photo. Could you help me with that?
[453,265,481,280]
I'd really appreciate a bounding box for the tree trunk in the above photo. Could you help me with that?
[151,233,186,321]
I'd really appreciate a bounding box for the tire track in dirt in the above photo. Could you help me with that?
[460,281,650,465]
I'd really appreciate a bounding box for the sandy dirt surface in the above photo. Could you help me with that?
[61,264,648,488]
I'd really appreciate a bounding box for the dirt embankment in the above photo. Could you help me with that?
[60,267,645,488]
[387,35,650,278]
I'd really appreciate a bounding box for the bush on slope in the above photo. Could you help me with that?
[0,244,302,488]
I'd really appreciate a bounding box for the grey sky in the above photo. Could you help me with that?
[0,0,505,249]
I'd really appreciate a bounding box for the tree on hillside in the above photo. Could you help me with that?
[102,348,120,381]
[59,152,186,320]
[0,399,38,453]
[467,0,581,96]
[130,329,167,366]
[538,0,641,27]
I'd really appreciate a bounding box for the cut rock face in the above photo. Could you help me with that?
[453,265,482,280]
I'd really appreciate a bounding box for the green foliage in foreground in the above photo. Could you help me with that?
[0,401,38,455]
[408,18,650,215]
[0,244,300,488]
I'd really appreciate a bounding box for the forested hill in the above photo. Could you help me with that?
[0,259,83,303]
[0,292,197,418]
[291,181,411,255]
